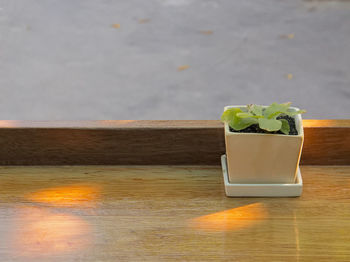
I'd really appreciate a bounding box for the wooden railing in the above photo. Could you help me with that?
[0,120,348,165]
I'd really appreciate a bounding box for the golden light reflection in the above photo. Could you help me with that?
[12,208,91,257]
[302,119,347,128]
[0,120,19,128]
[27,185,100,207]
[189,203,268,232]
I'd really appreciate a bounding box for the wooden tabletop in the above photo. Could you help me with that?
[0,165,349,261]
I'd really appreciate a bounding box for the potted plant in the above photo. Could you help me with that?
[221,102,306,185]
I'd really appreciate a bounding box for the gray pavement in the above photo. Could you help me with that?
[0,0,349,120]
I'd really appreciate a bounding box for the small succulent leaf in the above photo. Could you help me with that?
[280,119,290,135]
[263,102,291,119]
[230,117,257,130]
[269,111,286,119]
[237,112,254,118]
[251,105,263,116]
[279,102,292,110]
[282,102,292,107]
[221,108,256,131]
[258,118,282,131]
[243,117,259,125]
[286,109,306,116]
[221,108,242,122]
[263,103,278,118]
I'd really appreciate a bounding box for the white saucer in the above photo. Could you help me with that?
[221,155,302,197]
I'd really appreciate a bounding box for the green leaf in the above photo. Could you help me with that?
[221,108,242,122]
[286,109,306,116]
[258,118,282,132]
[221,108,257,131]
[263,102,291,119]
[280,119,290,135]
[236,112,254,118]
[231,117,257,130]
[250,105,263,116]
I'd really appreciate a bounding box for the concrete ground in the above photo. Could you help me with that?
[0,0,349,120]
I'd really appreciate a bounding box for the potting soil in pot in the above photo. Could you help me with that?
[229,115,298,135]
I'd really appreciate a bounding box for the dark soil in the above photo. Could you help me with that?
[229,115,298,135]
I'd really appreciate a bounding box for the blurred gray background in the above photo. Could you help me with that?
[0,0,349,120]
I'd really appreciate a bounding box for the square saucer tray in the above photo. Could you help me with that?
[221,155,302,197]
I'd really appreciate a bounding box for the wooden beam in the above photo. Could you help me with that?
[0,120,348,165]
[301,120,350,165]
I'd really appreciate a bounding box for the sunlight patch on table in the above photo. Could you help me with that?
[11,208,92,258]
[26,185,100,207]
[189,203,268,232]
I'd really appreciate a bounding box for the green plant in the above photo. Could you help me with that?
[221,102,306,135]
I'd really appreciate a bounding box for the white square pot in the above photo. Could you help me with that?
[224,105,304,184]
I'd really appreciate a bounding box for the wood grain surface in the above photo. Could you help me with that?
[0,120,348,165]
[0,165,349,261]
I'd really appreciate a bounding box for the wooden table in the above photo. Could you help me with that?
[0,165,349,261]
[0,120,349,261]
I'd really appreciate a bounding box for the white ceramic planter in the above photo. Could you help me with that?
[224,105,304,184]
